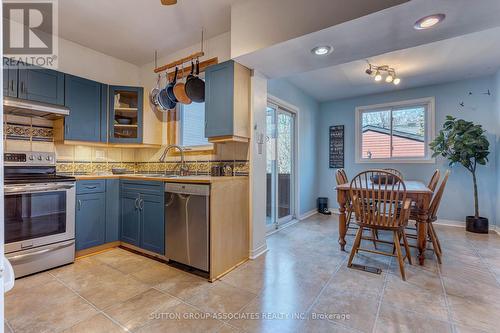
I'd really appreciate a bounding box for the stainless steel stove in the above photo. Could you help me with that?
[4,151,76,278]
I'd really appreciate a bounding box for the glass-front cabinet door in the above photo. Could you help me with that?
[108,85,143,143]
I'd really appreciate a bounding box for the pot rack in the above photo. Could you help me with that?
[152,30,217,80]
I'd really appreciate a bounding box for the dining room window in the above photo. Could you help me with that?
[355,97,435,163]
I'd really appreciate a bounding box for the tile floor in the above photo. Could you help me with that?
[5,215,500,333]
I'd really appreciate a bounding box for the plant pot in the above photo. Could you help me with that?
[465,216,489,234]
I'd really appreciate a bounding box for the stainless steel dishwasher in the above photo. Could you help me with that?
[165,183,209,272]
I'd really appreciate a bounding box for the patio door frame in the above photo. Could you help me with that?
[266,95,300,232]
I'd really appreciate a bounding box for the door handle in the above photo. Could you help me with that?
[77,199,82,210]
[20,81,25,93]
[10,80,14,92]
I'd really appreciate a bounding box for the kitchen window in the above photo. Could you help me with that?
[355,97,435,163]
[179,102,211,147]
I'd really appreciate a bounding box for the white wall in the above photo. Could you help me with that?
[56,37,140,85]
[249,72,268,258]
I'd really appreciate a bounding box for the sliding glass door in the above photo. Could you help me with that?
[266,102,296,231]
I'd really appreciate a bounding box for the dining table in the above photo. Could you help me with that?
[335,180,433,265]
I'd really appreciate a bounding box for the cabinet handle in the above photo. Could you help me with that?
[139,199,144,210]
[65,124,69,134]
[20,81,25,93]
[10,80,14,92]
[84,185,97,189]
[77,199,82,210]
[134,198,139,209]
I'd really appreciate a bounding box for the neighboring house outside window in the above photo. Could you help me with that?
[355,97,435,163]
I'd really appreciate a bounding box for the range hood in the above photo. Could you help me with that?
[3,97,69,120]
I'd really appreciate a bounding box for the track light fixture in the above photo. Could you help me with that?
[365,62,401,85]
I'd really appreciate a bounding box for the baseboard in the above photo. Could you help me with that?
[249,243,268,259]
[299,209,318,220]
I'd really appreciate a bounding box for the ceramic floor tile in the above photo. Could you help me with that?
[62,313,126,333]
[93,248,154,274]
[104,288,181,331]
[186,281,257,315]
[6,279,98,333]
[447,294,500,332]
[154,270,210,300]
[383,273,449,321]
[375,304,452,333]
[130,261,184,285]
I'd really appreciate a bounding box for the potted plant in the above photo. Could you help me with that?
[430,116,490,233]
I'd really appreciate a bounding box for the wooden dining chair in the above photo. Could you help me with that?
[383,168,403,178]
[348,170,413,280]
[335,169,352,227]
[427,169,441,192]
[425,170,450,263]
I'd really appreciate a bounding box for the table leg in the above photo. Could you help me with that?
[416,195,431,265]
[338,190,347,251]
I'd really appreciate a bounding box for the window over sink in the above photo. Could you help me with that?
[355,97,435,163]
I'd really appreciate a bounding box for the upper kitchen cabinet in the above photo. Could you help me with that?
[63,75,102,142]
[3,58,18,97]
[18,66,65,105]
[204,60,251,143]
[108,85,144,144]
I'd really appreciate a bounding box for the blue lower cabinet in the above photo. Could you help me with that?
[76,192,106,251]
[120,181,165,255]
[105,179,120,243]
[140,193,165,254]
[120,190,141,246]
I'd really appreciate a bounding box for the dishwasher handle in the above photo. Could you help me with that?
[165,183,209,196]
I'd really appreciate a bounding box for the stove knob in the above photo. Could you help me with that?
[37,155,42,161]
[46,156,53,161]
[28,155,34,161]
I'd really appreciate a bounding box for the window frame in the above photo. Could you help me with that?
[354,97,435,164]
[177,102,214,152]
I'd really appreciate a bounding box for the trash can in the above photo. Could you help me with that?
[317,197,331,215]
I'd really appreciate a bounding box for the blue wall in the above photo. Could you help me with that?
[495,71,500,227]
[268,79,320,216]
[318,76,498,225]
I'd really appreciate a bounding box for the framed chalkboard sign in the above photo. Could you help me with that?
[329,125,344,168]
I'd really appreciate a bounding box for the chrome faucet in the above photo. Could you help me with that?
[159,144,189,176]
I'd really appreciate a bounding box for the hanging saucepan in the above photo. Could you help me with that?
[158,68,177,110]
[150,74,163,109]
[173,63,192,105]
[185,59,205,103]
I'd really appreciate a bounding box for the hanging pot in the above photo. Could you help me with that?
[173,64,192,105]
[158,68,177,110]
[150,74,163,109]
[185,59,205,103]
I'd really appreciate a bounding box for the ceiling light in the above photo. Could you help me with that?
[414,14,445,30]
[393,77,401,85]
[365,68,373,76]
[374,71,382,81]
[311,45,333,56]
[365,62,401,85]
[385,73,394,83]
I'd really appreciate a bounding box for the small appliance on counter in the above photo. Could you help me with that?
[4,151,76,278]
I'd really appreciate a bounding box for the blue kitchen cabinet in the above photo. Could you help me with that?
[76,192,106,251]
[18,66,64,105]
[120,180,164,254]
[204,60,250,141]
[105,179,120,243]
[140,193,165,254]
[108,85,143,144]
[3,58,18,97]
[64,75,102,142]
[120,190,141,246]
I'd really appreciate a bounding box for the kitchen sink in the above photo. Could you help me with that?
[133,174,179,178]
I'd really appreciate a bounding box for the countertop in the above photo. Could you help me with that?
[73,174,247,184]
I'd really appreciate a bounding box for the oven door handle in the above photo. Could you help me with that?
[4,184,75,195]
[7,241,75,263]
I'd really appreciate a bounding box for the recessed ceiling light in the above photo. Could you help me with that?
[414,14,445,30]
[311,45,333,56]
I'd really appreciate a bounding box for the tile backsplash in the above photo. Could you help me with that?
[4,115,249,176]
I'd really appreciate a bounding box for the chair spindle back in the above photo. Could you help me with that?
[427,169,441,192]
[429,170,450,221]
